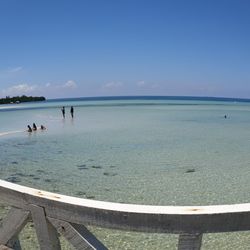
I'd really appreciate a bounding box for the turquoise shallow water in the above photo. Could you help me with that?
[0,97,249,249]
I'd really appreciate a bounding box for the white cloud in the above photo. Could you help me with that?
[2,84,37,96]
[0,80,78,98]
[44,80,77,89]
[136,81,146,87]
[8,67,23,73]
[103,81,123,89]
[63,80,77,89]
[151,83,159,89]
[136,81,159,89]
[0,66,24,78]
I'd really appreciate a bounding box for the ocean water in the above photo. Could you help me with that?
[0,97,249,249]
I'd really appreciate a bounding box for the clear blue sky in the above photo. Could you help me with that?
[0,0,249,99]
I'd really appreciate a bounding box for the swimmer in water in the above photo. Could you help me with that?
[33,123,37,131]
[40,125,46,130]
[27,125,32,132]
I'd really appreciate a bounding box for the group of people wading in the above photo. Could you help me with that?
[61,106,74,118]
[27,123,46,132]
[27,106,74,133]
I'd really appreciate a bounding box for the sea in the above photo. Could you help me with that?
[0,96,249,249]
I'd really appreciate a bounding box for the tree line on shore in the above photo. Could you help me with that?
[0,95,46,104]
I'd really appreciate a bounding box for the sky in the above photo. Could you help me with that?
[0,0,250,99]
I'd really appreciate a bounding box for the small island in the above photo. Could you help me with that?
[0,95,46,105]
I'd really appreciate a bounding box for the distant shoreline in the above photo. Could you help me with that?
[0,95,46,105]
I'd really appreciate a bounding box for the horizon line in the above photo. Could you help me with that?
[47,95,250,102]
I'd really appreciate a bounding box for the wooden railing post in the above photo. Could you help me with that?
[29,205,61,250]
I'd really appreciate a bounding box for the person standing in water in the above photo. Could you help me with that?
[61,106,65,118]
[70,106,74,118]
[32,123,37,131]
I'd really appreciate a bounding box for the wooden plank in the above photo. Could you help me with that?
[178,233,203,250]
[0,180,249,234]
[29,205,61,250]
[48,217,108,250]
[70,223,108,250]
[0,207,29,248]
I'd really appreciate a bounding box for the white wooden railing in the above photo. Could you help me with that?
[0,180,249,249]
